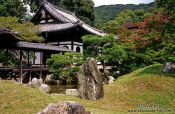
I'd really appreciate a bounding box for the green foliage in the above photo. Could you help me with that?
[82,34,133,75]
[82,34,115,58]
[47,52,83,83]
[156,0,175,14]
[164,45,175,63]
[102,9,153,34]
[155,0,175,38]
[95,2,155,27]
[0,17,44,42]
[0,0,25,18]
[101,44,127,65]
[51,0,95,25]
[118,8,175,73]
[47,54,71,80]
[23,0,39,13]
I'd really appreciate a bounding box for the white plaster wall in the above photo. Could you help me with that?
[35,52,43,64]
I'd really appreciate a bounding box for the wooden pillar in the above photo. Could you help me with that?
[33,51,35,64]
[27,51,30,65]
[40,52,43,79]
[29,65,32,82]
[28,51,32,82]
[19,50,23,83]
[43,52,47,66]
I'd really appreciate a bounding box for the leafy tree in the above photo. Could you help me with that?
[118,9,175,65]
[0,0,25,18]
[102,9,152,34]
[101,44,127,76]
[56,0,95,25]
[47,52,83,84]
[82,34,127,80]
[0,17,44,42]
[156,0,175,14]
[155,0,175,63]
[23,0,39,13]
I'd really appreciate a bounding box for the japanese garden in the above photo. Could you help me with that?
[0,0,175,114]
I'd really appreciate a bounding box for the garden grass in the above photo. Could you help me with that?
[0,64,175,114]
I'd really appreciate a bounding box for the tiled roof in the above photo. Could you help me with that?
[37,0,79,23]
[16,41,73,52]
[40,23,77,32]
[80,22,106,36]
[32,0,105,36]
[0,28,21,41]
[0,28,72,52]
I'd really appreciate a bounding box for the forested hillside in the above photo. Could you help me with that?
[94,2,155,26]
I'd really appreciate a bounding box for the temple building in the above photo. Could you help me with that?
[31,0,105,53]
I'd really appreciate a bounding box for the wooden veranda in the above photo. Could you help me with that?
[0,28,72,83]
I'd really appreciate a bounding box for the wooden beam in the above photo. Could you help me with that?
[43,52,47,66]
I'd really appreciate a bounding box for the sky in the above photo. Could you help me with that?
[92,0,154,7]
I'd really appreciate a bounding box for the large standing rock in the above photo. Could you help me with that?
[78,57,104,100]
[37,101,89,114]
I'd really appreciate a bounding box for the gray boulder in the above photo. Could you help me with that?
[78,57,104,100]
[37,101,89,114]
[28,78,40,88]
[162,62,175,73]
[108,76,114,83]
[39,84,50,93]
[38,78,44,85]
[32,78,40,85]
[45,74,57,85]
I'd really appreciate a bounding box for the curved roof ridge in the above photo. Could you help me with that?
[50,2,75,16]
[81,23,106,36]
[33,0,106,36]
[40,0,79,23]
[42,1,70,23]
